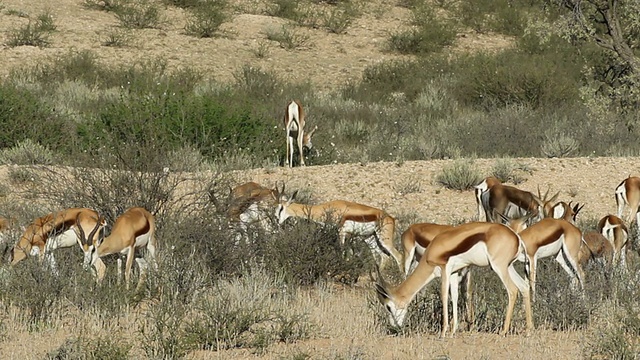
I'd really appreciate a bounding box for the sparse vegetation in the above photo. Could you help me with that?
[114,0,163,29]
[436,159,483,191]
[184,0,229,38]
[1,1,640,358]
[5,11,58,47]
[265,24,310,50]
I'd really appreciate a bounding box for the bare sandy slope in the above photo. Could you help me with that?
[0,0,511,91]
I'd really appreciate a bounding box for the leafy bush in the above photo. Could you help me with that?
[451,50,582,110]
[114,0,163,29]
[436,159,483,191]
[0,139,55,165]
[541,132,579,158]
[6,19,53,47]
[46,335,132,360]
[388,6,457,55]
[184,0,229,38]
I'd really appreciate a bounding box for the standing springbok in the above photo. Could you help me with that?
[275,191,403,273]
[615,176,640,225]
[81,207,156,290]
[284,100,317,167]
[578,231,614,270]
[401,222,475,328]
[510,217,585,302]
[9,208,105,274]
[375,222,533,337]
[597,214,629,268]
[480,181,544,224]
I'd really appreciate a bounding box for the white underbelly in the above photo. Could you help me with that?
[415,243,426,258]
[535,236,564,259]
[119,233,151,255]
[447,242,490,273]
[342,221,377,237]
[45,228,79,252]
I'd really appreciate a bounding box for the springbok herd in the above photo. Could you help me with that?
[1,101,638,339]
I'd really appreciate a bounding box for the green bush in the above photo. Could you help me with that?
[184,0,229,38]
[436,159,483,191]
[46,336,132,360]
[388,5,457,55]
[0,139,55,165]
[451,50,582,110]
[114,0,163,29]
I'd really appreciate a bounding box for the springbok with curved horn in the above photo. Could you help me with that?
[546,201,584,224]
[275,191,403,273]
[615,176,640,225]
[284,100,317,167]
[81,207,156,290]
[597,214,629,268]
[9,208,105,274]
[375,221,533,337]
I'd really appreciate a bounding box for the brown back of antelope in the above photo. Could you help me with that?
[10,208,104,267]
[579,231,614,269]
[483,183,542,223]
[597,214,628,266]
[227,182,282,220]
[88,207,156,289]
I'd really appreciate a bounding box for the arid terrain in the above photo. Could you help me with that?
[0,0,638,358]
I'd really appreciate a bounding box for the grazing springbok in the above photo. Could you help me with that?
[284,100,317,167]
[578,231,614,270]
[81,207,156,290]
[275,191,403,273]
[597,214,629,268]
[227,182,284,242]
[480,181,543,224]
[474,177,503,221]
[615,176,640,225]
[400,222,475,328]
[9,208,105,274]
[509,217,585,302]
[375,222,533,337]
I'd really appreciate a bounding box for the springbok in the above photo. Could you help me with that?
[81,207,156,290]
[615,176,640,225]
[480,181,543,224]
[284,100,317,167]
[375,221,533,337]
[227,182,284,242]
[401,222,475,328]
[9,208,105,274]
[509,217,585,302]
[275,191,403,273]
[597,214,629,268]
[578,231,614,270]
